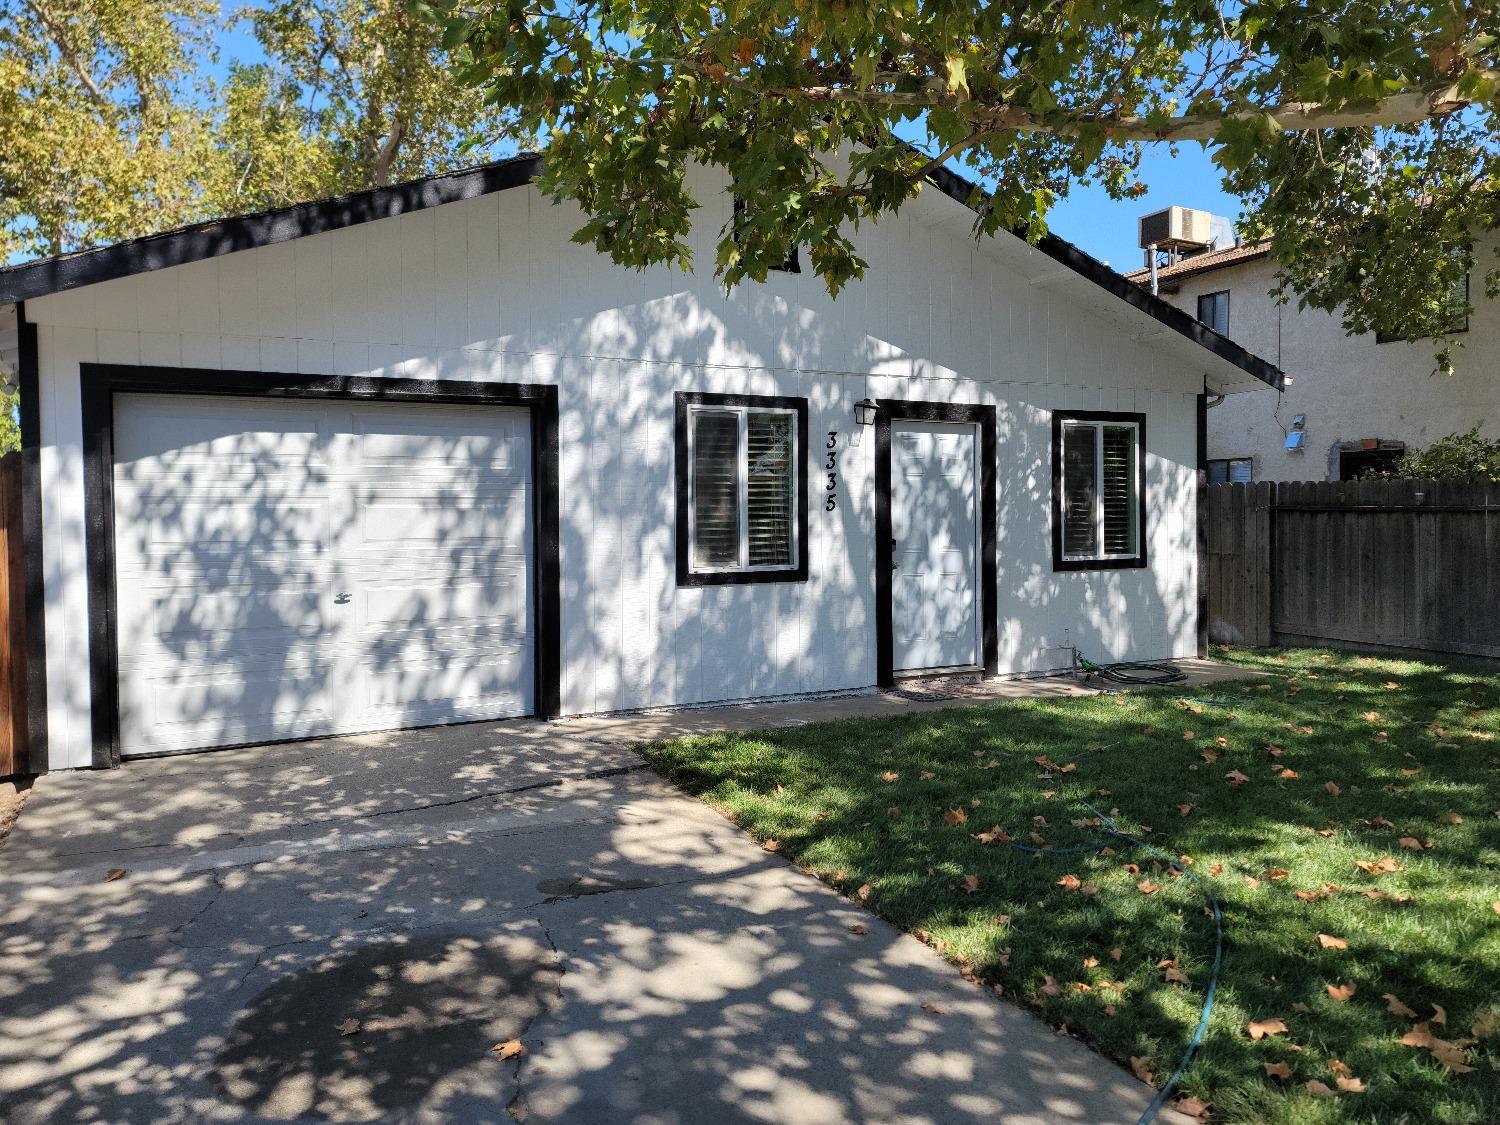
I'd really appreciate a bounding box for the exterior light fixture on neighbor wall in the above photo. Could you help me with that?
[854,398,878,427]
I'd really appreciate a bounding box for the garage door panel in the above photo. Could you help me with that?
[119,660,340,753]
[119,586,332,660]
[112,394,535,757]
[330,404,522,476]
[359,648,530,716]
[115,396,327,465]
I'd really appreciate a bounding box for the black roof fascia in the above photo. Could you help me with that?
[0,149,1280,390]
[0,155,542,305]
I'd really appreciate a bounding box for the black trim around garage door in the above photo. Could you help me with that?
[79,364,561,768]
[874,399,999,688]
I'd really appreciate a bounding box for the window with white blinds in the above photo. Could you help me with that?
[686,403,800,574]
[1055,413,1145,567]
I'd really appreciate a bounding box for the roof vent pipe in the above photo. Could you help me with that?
[1147,245,1159,295]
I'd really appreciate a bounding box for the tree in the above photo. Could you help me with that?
[442,0,1499,368]
[0,0,515,261]
[0,0,221,260]
[1397,424,1500,481]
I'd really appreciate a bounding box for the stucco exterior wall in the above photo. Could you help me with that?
[26,172,1210,769]
[1161,247,1499,482]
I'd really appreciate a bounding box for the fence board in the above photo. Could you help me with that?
[1208,478,1499,660]
[0,452,26,777]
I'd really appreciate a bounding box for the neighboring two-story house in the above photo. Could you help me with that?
[1126,210,1498,482]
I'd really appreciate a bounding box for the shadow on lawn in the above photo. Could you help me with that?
[647,652,1500,1121]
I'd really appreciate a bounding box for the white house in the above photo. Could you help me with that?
[1125,229,1499,482]
[0,155,1280,771]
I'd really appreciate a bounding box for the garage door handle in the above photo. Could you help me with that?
[334,592,352,605]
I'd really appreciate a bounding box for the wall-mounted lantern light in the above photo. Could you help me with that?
[854,398,878,427]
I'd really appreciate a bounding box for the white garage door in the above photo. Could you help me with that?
[112,394,534,757]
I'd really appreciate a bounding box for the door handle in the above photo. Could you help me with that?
[334,592,352,605]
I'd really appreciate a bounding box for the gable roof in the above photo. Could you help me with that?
[1123,240,1272,287]
[0,152,1281,390]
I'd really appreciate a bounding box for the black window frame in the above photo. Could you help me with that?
[1051,409,1149,572]
[674,391,809,587]
[731,196,802,274]
[1197,290,1230,335]
[1207,457,1253,484]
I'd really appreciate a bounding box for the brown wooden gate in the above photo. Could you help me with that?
[0,451,28,777]
[1205,479,1500,660]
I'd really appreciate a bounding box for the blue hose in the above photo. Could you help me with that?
[1012,754,1225,1124]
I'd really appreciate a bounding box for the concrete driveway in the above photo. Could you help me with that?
[0,718,1178,1124]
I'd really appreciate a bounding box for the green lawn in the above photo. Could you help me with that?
[643,648,1500,1124]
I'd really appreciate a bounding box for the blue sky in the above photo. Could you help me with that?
[1046,145,1243,271]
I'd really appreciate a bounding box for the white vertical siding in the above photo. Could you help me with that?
[26,176,1213,767]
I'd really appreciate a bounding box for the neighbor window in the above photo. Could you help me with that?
[1197,290,1230,335]
[1376,274,1469,342]
[1207,457,1253,484]
[675,392,808,585]
[732,196,801,274]
[1052,411,1147,570]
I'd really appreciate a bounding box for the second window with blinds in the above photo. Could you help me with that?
[674,392,809,585]
[1051,410,1148,570]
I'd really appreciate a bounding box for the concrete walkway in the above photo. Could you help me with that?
[0,669,1236,1123]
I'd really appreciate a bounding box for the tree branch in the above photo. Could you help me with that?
[23,0,105,105]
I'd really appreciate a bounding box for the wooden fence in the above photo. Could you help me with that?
[0,451,27,777]
[1205,479,1500,660]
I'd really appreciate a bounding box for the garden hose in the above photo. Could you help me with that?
[1076,654,1188,686]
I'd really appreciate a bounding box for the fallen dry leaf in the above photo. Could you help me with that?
[1130,1055,1155,1084]
[921,1001,946,1015]
[1431,1003,1448,1026]
[881,771,899,783]
[105,868,127,882]
[975,825,1010,844]
[1057,873,1082,891]
[1355,855,1402,875]
[1398,836,1425,851]
[1164,965,1190,985]
[1177,802,1194,817]
[1110,947,1124,962]
[1327,982,1357,1003]
[961,874,980,894]
[1208,863,1224,876]
[1361,711,1381,722]
[1244,875,1261,889]
[1082,956,1100,969]
[1401,1023,1475,1073]
[336,1018,362,1037]
[1039,976,1062,998]
[1305,1079,1335,1097]
[1266,867,1291,881]
[1317,933,1349,950]
[1137,880,1162,895]
[1171,1094,1210,1118]
[1263,1061,1293,1080]
[1183,730,1196,740]
[943,807,968,826]
[1325,781,1342,797]
[856,883,872,901]
[1336,1076,1366,1093]
[763,839,780,852]
[848,923,868,935]
[1247,1017,1289,1040]
[1278,768,1300,779]
[1437,811,1464,825]
[1383,993,1419,1018]
[1225,769,1250,786]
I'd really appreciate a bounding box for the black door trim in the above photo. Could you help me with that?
[79,363,562,767]
[874,399,999,687]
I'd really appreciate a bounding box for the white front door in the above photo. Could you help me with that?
[891,420,981,672]
[111,394,534,756]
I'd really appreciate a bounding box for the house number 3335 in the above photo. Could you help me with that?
[824,431,839,511]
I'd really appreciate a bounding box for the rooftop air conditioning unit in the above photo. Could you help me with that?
[1138,206,1214,251]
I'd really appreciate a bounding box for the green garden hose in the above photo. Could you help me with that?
[1076,654,1187,686]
